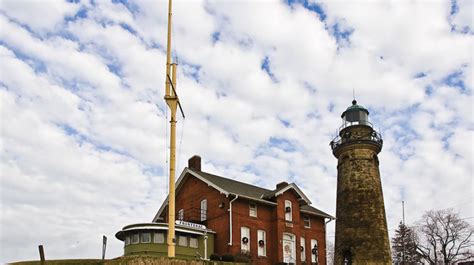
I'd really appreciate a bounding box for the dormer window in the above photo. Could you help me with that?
[304,215,311,228]
[249,202,257,217]
[284,200,292,221]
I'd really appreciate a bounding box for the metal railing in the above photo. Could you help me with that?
[178,208,208,224]
[330,130,383,151]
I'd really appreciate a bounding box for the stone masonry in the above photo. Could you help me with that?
[332,124,391,264]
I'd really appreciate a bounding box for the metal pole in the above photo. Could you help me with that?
[38,245,45,265]
[402,201,405,265]
[102,235,107,260]
[402,200,405,225]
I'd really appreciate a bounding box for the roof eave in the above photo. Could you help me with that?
[300,209,335,219]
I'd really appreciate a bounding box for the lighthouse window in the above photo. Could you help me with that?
[131,233,139,244]
[154,232,164,244]
[141,233,151,243]
[178,235,187,246]
[125,236,130,246]
[189,237,198,248]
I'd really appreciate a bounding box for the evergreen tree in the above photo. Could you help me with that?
[391,221,421,264]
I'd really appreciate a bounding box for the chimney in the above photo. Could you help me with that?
[276,181,288,190]
[188,155,201,171]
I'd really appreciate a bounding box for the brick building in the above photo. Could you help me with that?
[153,155,334,264]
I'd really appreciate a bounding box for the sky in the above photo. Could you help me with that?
[0,0,472,263]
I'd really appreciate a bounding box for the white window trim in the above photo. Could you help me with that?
[257,229,266,257]
[249,203,257,217]
[200,199,207,221]
[301,236,306,261]
[304,215,311,228]
[141,232,151,243]
[154,233,164,244]
[178,235,187,247]
[131,233,139,244]
[189,237,198,248]
[125,236,130,246]
[285,200,292,222]
[311,239,318,262]
[241,226,250,253]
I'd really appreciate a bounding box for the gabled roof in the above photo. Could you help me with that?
[152,167,333,221]
[262,183,312,204]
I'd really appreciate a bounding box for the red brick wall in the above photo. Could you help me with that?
[299,214,327,264]
[173,174,231,255]
[229,198,276,264]
[164,174,328,264]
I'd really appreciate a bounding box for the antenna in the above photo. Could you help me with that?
[353,88,356,100]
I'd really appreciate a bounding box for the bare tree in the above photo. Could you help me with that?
[414,208,473,264]
[326,241,335,265]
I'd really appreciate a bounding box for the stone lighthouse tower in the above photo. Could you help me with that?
[330,100,391,264]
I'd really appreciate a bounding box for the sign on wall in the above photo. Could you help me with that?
[175,220,206,230]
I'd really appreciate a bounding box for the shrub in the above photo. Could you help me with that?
[234,251,251,263]
[221,253,235,262]
[209,254,221,261]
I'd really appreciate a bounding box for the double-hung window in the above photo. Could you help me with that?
[249,203,257,217]
[257,230,266,256]
[304,215,311,228]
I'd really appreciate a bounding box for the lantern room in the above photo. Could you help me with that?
[341,100,370,128]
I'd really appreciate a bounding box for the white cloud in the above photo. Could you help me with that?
[0,0,472,263]
[0,0,80,32]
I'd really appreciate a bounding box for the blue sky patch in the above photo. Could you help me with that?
[269,137,297,152]
[442,70,467,92]
[181,62,201,82]
[285,0,326,21]
[212,31,220,43]
[424,85,433,96]
[65,6,88,22]
[261,56,278,82]
[279,118,291,128]
[119,23,137,35]
[414,72,427,79]
[2,43,47,73]
[331,23,353,48]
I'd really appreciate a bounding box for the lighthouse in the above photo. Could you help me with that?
[330,100,391,264]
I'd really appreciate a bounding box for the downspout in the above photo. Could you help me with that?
[228,195,239,246]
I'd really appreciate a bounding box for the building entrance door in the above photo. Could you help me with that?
[282,233,296,263]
